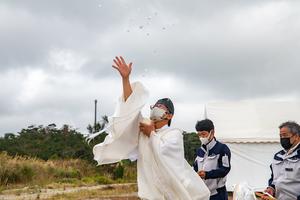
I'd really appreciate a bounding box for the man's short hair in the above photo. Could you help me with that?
[195,119,214,132]
[279,121,300,136]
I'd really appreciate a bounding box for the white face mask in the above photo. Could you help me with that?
[150,107,166,121]
[199,131,212,145]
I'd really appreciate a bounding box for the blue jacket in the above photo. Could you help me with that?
[193,138,231,196]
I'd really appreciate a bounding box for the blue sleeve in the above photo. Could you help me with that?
[193,159,198,172]
[205,145,231,179]
[193,148,202,172]
[268,164,276,190]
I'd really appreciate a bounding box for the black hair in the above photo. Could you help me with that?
[195,119,214,132]
[168,119,172,127]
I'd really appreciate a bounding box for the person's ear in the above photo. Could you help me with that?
[165,113,173,120]
[294,134,300,143]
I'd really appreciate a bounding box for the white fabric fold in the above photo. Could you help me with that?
[93,81,210,200]
[93,82,148,165]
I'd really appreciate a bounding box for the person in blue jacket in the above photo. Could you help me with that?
[193,119,231,200]
[262,121,300,200]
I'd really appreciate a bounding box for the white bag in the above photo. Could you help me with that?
[233,182,257,200]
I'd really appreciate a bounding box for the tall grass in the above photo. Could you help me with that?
[0,152,137,188]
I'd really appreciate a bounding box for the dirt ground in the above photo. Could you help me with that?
[0,184,235,200]
[0,184,137,200]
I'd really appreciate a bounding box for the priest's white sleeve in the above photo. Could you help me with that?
[93,82,149,165]
[149,129,210,200]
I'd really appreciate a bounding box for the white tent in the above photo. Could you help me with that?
[220,138,280,191]
[204,100,300,191]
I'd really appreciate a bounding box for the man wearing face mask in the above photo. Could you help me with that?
[91,56,210,200]
[261,121,300,200]
[193,119,231,200]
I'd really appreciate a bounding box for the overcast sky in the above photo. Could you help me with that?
[1,0,300,137]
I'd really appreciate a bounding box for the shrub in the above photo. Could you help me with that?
[94,176,113,184]
[113,162,124,180]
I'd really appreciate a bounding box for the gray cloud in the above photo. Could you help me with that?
[0,0,300,135]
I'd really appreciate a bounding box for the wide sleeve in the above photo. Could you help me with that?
[151,130,187,181]
[92,82,149,165]
[149,129,210,200]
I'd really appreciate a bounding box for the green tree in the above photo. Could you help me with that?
[0,124,97,162]
[87,115,109,133]
[183,132,201,165]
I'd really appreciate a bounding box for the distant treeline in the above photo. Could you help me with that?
[0,124,107,163]
[0,124,201,164]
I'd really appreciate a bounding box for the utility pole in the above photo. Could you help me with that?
[94,99,97,133]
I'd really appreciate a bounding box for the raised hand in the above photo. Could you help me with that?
[112,56,132,80]
[112,56,133,101]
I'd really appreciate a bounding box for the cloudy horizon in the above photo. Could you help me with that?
[1,0,300,137]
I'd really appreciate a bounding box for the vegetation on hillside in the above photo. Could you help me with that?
[0,119,201,188]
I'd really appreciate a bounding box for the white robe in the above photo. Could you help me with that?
[93,82,210,200]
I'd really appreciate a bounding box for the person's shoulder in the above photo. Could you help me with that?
[296,149,300,159]
[160,127,183,139]
[215,140,231,153]
[164,127,183,135]
[273,149,285,161]
[216,140,228,147]
[196,147,205,157]
[274,149,285,156]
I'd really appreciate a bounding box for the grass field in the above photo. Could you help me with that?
[0,152,237,200]
[0,152,136,194]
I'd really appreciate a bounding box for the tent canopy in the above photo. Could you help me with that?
[205,100,300,139]
[203,100,300,191]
